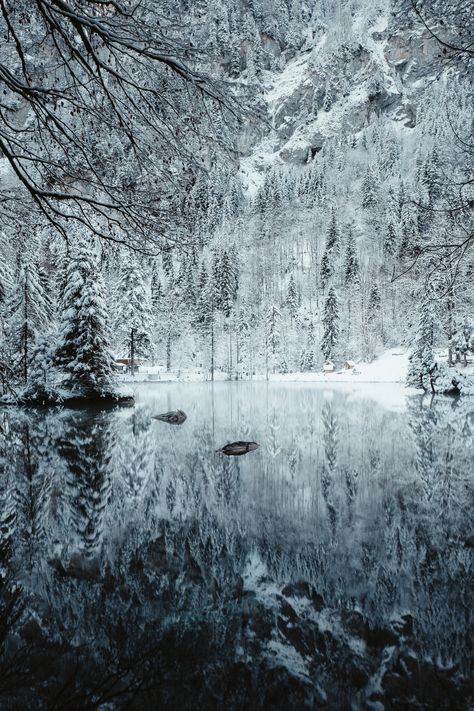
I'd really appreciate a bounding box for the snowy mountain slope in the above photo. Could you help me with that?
[240,7,448,190]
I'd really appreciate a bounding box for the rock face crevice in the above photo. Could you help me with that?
[239,12,459,170]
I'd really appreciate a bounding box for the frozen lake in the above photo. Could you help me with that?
[0,383,473,709]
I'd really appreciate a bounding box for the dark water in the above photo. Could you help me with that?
[0,383,473,710]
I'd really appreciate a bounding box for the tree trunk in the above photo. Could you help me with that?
[130,327,135,377]
[166,332,171,372]
[210,321,214,381]
[23,277,28,384]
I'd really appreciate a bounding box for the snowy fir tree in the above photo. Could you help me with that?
[321,288,339,361]
[407,295,436,391]
[55,241,117,399]
[344,233,360,287]
[265,304,282,374]
[286,275,299,320]
[114,258,154,367]
[6,258,50,385]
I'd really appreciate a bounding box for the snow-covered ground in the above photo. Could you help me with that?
[120,349,410,384]
[269,349,410,383]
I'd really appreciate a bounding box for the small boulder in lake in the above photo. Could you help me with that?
[152,409,187,425]
[216,441,259,456]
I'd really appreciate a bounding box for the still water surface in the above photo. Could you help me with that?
[0,383,472,709]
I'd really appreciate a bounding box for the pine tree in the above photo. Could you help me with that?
[344,233,360,287]
[194,263,212,332]
[320,249,333,290]
[265,304,281,374]
[114,257,154,366]
[367,284,382,325]
[162,249,173,277]
[236,300,250,375]
[228,244,239,297]
[216,250,236,318]
[0,254,13,309]
[323,80,333,111]
[384,221,398,257]
[300,321,316,371]
[398,204,420,261]
[361,165,379,210]
[21,334,57,403]
[7,259,50,384]
[321,287,339,361]
[326,208,339,252]
[286,275,299,319]
[0,252,13,367]
[55,241,117,397]
[151,261,163,309]
[407,295,435,390]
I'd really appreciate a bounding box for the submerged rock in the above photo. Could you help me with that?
[152,409,187,425]
[216,441,259,456]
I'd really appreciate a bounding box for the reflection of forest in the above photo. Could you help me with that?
[0,388,472,709]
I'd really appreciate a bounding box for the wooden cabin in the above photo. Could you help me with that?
[114,358,145,373]
[344,360,355,370]
[323,360,334,373]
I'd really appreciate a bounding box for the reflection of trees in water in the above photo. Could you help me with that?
[0,392,472,707]
[57,411,112,559]
[321,400,339,538]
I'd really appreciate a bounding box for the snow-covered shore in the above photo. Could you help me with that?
[119,349,411,385]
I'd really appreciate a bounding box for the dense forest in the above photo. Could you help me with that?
[0,0,473,400]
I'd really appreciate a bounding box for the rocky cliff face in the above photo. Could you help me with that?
[238,6,458,181]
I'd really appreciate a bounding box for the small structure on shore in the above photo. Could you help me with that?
[344,360,355,370]
[114,358,145,373]
[323,360,334,373]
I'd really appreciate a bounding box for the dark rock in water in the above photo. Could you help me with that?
[152,409,187,425]
[216,441,259,456]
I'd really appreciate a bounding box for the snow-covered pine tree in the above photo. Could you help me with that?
[286,275,299,320]
[194,263,212,331]
[236,300,250,376]
[151,260,163,309]
[407,294,435,391]
[162,249,174,277]
[114,257,154,368]
[7,258,50,385]
[300,321,317,371]
[361,165,379,211]
[320,249,333,291]
[367,283,383,356]
[265,303,282,375]
[228,244,239,298]
[0,253,13,310]
[384,221,398,257]
[55,241,117,398]
[367,284,382,326]
[216,250,237,318]
[398,203,420,261]
[0,249,13,372]
[344,233,360,287]
[321,287,339,361]
[326,208,339,252]
[21,334,58,404]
